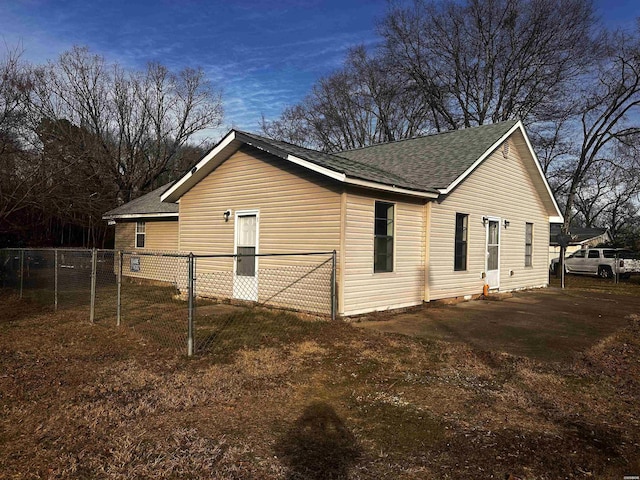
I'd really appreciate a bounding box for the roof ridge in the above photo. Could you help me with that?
[338,119,519,154]
[236,129,332,157]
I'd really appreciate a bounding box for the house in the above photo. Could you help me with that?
[548,225,612,264]
[104,120,563,316]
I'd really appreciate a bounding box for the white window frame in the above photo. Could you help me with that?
[373,200,395,273]
[525,222,533,267]
[135,221,146,249]
[454,213,469,271]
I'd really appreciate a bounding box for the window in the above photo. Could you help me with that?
[374,201,394,272]
[454,213,468,271]
[525,223,533,267]
[571,250,586,258]
[588,250,600,259]
[135,221,146,248]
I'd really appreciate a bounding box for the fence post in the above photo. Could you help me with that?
[54,249,58,312]
[90,248,97,323]
[116,251,123,326]
[19,249,24,299]
[187,253,195,357]
[331,250,337,321]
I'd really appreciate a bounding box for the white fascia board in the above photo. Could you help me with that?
[287,154,438,198]
[161,132,439,203]
[439,122,522,195]
[102,212,179,220]
[517,121,564,221]
[161,131,237,202]
[285,154,346,182]
[345,177,439,198]
[440,121,564,221]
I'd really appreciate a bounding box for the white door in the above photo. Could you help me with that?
[485,219,500,290]
[233,213,258,301]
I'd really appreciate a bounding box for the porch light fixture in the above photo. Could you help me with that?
[223,209,231,222]
[482,216,488,226]
[503,219,510,229]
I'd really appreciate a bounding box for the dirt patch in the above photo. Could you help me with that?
[354,285,640,363]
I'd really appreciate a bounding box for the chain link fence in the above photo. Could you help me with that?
[1,248,336,356]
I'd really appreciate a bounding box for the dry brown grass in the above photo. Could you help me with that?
[1,294,640,479]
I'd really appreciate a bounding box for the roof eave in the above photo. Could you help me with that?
[161,130,240,203]
[438,121,564,221]
[345,177,439,198]
[102,212,179,221]
[162,130,440,202]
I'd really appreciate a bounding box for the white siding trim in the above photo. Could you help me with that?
[103,212,178,220]
[162,131,238,202]
[346,177,438,198]
[344,300,423,317]
[285,154,346,182]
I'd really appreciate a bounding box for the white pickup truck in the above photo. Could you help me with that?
[550,248,640,279]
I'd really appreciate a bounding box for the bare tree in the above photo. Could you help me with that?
[0,45,223,246]
[30,47,223,204]
[261,46,434,151]
[0,45,41,227]
[380,0,598,129]
[559,31,640,235]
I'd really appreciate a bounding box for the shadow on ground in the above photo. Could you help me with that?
[275,402,361,480]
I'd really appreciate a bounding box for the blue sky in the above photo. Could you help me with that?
[0,0,638,142]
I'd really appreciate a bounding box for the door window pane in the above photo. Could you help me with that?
[488,221,499,244]
[487,220,499,271]
[236,247,256,276]
[488,245,499,270]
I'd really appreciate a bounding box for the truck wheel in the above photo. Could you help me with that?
[598,266,613,279]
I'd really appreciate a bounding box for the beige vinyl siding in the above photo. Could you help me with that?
[145,220,179,251]
[429,133,550,300]
[115,219,182,284]
[342,189,426,315]
[114,222,135,250]
[179,145,341,314]
[114,220,179,251]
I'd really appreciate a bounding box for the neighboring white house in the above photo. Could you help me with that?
[104,120,563,316]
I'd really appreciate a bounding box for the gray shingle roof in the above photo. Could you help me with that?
[107,121,521,218]
[236,131,433,192]
[338,120,518,190]
[103,183,178,219]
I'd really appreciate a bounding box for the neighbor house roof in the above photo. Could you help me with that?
[102,183,178,220]
[550,225,611,246]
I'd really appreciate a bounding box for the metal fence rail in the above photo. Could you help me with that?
[1,248,337,356]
